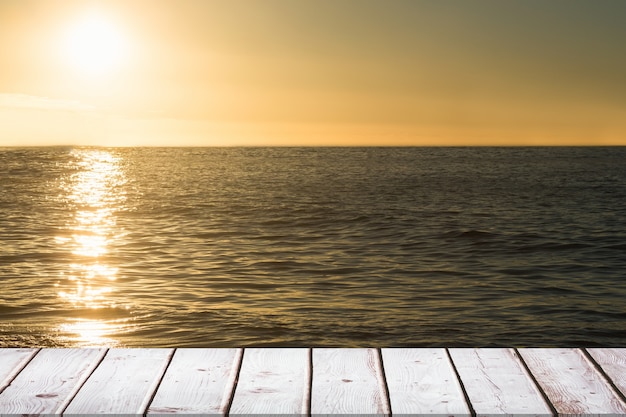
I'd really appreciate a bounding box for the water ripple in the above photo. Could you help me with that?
[1,147,626,347]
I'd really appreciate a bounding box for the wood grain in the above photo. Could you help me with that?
[519,348,626,416]
[147,348,241,415]
[63,348,174,415]
[0,348,38,394]
[2,348,626,416]
[0,348,106,415]
[449,348,552,417]
[587,348,626,400]
[382,348,470,416]
[229,348,310,416]
[311,348,390,415]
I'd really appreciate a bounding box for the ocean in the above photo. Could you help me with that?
[1,146,625,347]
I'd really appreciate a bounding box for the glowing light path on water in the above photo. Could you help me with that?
[56,149,130,346]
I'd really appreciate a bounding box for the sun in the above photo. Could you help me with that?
[62,10,129,77]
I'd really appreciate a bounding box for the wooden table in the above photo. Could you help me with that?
[1,348,625,416]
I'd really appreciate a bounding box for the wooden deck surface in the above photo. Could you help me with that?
[0,348,625,416]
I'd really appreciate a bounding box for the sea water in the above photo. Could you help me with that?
[1,146,625,347]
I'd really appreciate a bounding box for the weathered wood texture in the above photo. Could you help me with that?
[0,348,37,393]
[147,348,241,416]
[382,348,470,416]
[519,348,626,416]
[63,348,174,415]
[0,348,625,416]
[311,348,390,415]
[229,348,309,416]
[587,348,626,403]
[449,347,553,417]
[0,348,106,415]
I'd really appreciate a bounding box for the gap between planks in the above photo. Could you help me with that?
[1,348,626,417]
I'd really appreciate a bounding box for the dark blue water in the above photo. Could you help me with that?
[1,147,625,347]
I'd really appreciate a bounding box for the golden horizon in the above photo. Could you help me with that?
[1,0,625,146]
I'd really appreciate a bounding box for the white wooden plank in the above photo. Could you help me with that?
[229,348,309,416]
[382,348,470,416]
[0,348,106,415]
[311,348,390,415]
[587,348,626,400]
[63,348,174,415]
[147,348,241,415]
[519,348,626,416]
[449,348,552,417]
[0,348,38,394]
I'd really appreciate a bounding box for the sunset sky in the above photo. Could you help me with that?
[1,0,625,146]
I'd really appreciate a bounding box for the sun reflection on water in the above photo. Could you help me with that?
[56,149,131,346]
[60,319,124,347]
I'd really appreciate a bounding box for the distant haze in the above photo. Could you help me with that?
[1,0,625,146]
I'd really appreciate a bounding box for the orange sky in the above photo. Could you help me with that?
[1,0,625,146]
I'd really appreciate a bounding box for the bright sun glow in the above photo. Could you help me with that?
[62,11,129,77]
